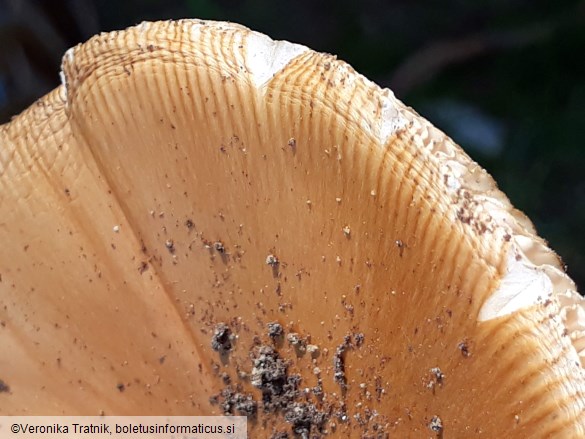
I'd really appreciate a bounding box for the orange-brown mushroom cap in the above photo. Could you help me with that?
[0,19,584,437]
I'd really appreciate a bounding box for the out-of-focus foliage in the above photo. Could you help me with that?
[1,0,584,291]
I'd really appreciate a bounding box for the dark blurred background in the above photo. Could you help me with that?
[1,0,584,292]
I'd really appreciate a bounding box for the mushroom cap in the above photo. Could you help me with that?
[1,19,584,437]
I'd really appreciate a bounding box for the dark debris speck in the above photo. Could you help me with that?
[214,241,225,253]
[164,239,175,253]
[211,323,232,353]
[458,341,470,358]
[0,379,9,393]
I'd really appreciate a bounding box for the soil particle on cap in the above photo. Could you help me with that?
[427,367,445,393]
[395,239,406,257]
[334,335,352,390]
[266,254,280,277]
[287,333,307,354]
[458,340,470,357]
[429,415,443,433]
[335,403,349,423]
[250,344,329,435]
[284,402,327,437]
[266,254,279,267]
[231,394,258,418]
[211,323,232,353]
[220,372,231,385]
[250,346,292,410]
[164,239,175,253]
[0,379,9,393]
[375,376,384,401]
[214,332,335,437]
[213,241,225,253]
[306,344,320,357]
[430,367,444,384]
[312,385,323,397]
[353,333,364,347]
[267,322,283,339]
[214,385,258,418]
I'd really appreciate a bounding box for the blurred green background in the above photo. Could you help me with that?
[1,0,583,292]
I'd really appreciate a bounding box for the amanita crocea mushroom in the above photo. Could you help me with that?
[0,19,584,437]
